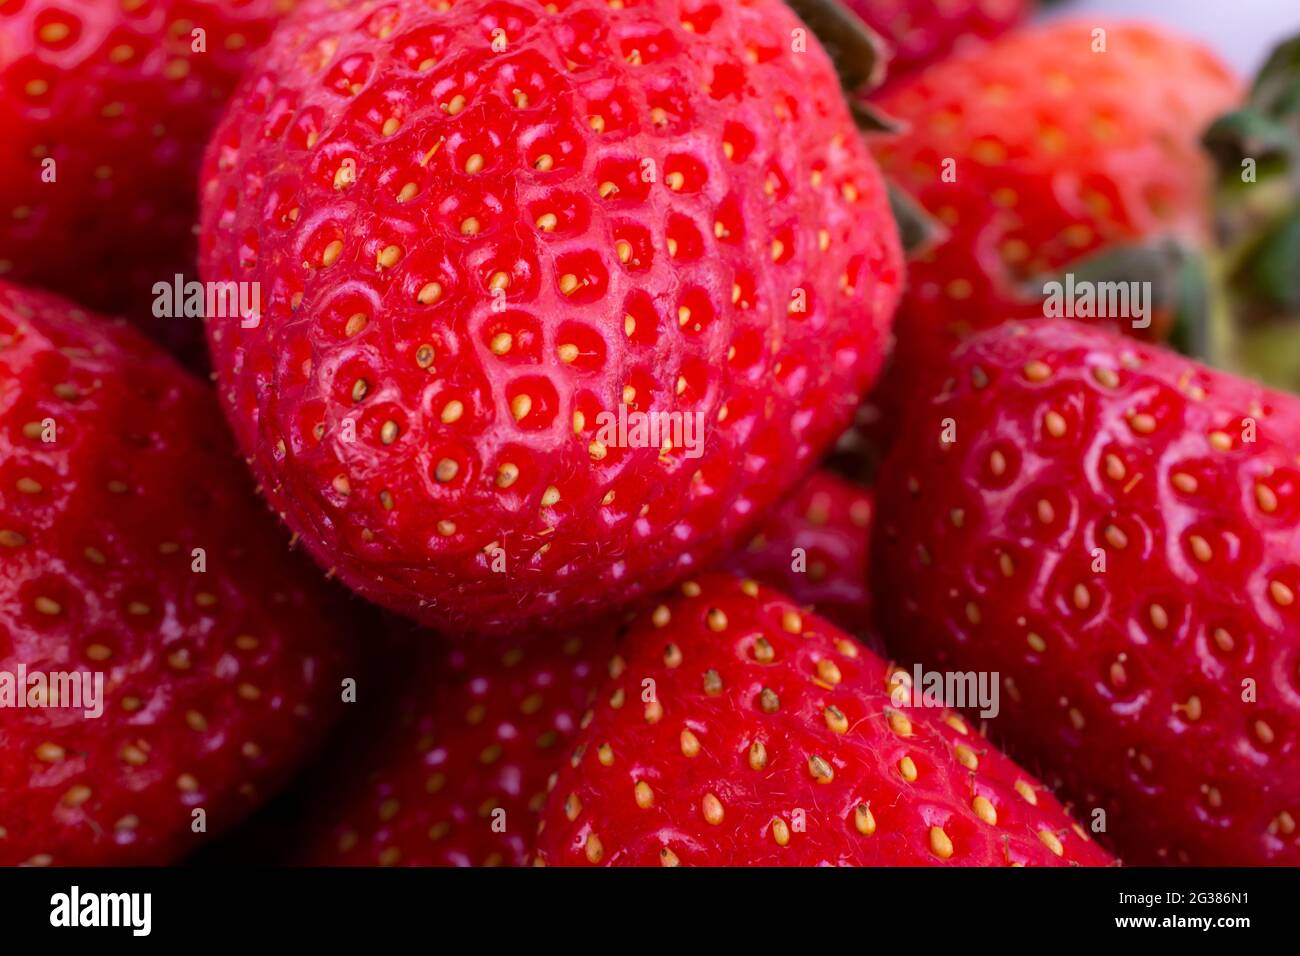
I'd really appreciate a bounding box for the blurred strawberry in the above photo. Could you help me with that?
[724,469,873,636]
[0,279,352,865]
[846,0,1030,83]
[859,20,1241,465]
[298,622,620,867]
[0,0,294,355]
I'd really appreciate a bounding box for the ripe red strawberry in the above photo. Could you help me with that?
[534,573,1113,866]
[297,473,871,868]
[723,470,873,636]
[198,0,902,636]
[0,0,294,351]
[868,21,1240,422]
[872,319,1300,865]
[299,622,619,867]
[0,280,352,865]
[845,0,1029,82]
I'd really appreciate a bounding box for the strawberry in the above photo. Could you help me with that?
[723,469,873,636]
[0,279,353,865]
[844,0,1029,83]
[0,0,294,351]
[197,0,903,636]
[872,319,1300,865]
[298,621,619,867]
[295,473,871,868]
[864,19,1241,449]
[534,573,1113,866]
[296,472,871,868]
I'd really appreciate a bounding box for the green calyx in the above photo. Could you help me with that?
[1019,239,1215,354]
[1203,33,1300,389]
[782,0,888,96]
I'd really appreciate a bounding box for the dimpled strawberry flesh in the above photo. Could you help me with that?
[0,280,352,865]
[198,0,902,635]
[300,623,619,867]
[873,320,1300,865]
[723,469,874,636]
[535,573,1113,866]
[302,468,874,868]
[0,0,295,343]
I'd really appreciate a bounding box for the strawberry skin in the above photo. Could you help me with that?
[0,0,293,347]
[873,320,1300,865]
[198,0,902,636]
[299,473,869,868]
[845,0,1029,82]
[0,280,352,865]
[299,622,619,867]
[872,20,1240,387]
[534,573,1113,866]
[724,470,873,636]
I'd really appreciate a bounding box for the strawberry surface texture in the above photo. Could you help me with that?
[535,573,1114,866]
[197,0,903,636]
[874,320,1300,865]
[298,471,870,867]
[0,280,353,865]
[0,0,296,348]
[723,469,873,636]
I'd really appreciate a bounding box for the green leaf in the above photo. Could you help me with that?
[783,0,887,94]
[1249,32,1300,118]
[1020,239,1217,360]
[1202,32,1300,386]
[851,100,904,135]
[1238,208,1300,312]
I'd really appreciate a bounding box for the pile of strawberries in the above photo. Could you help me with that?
[1,0,1297,869]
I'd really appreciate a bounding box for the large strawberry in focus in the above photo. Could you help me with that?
[298,622,619,867]
[856,19,1242,470]
[873,320,1300,865]
[535,573,1114,866]
[0,280,352,865]
[198,0,902,635]
[0,0,295,353]
[845,0,1029,83]
[724,469,873,636]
